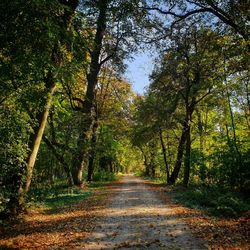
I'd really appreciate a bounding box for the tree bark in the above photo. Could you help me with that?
[168,121,189,185]
[183,125,191,187]
[87,120,98,182]
[12,0,79,213]
[18,75,56,206]
[141,150,150,176]
[159,128,170,182]
[224,53,244,189]
[226,91,244,189]
[72,0,108,185]
[43,137,74,186]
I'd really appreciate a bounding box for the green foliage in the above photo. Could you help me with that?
[205,143,250,190]
[172,186,250,218]
[190,149,207,182]
[92,170,117,182]
[28,182,91,210]
[43,192,91,211]
[0,109,31,214]
[0,0,249,220]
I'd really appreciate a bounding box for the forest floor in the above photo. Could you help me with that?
[0,175,249,250]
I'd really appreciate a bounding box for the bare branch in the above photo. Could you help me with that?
[143,6,210,19]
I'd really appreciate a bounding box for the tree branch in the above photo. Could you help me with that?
[195,87,213,105]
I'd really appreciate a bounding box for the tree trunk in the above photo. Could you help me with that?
[151,162,156,178]
[159,129,170,182]
[183,125,191,187]
[226,91,244,189]
[197,110,204,152]
[72,151,85,186]
[87,120,98,182]
[72,0,108,185]
[87,155,95,182]
[224,53,244,189]
[15,0,79,211]
[18,77,56,206]
[143,153,150,176]
[43,137,74,186]
[168,121,189,185]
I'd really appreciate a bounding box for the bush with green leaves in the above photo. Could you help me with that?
[92,170,117,182]
[0,109,31,215]
[172,185,250,218]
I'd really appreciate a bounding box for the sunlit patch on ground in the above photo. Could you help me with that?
[0,176,249,250]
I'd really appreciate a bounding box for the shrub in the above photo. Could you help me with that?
[172,185,250,218]
[92,170,117,182]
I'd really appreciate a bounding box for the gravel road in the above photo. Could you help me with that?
[78,175,206,250]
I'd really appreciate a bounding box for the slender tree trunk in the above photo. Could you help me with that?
[151,162,156,178]
[183,125,191,186]
[159,129,170,182]
[197,110,204,152]
[143,153,150,176]
[25,81,56,194]
[18,77,56,206]
[226,91,244,189]
[87,121,98,182]
[15,0,79,211]
[72,0,108,185]
[43,137,74,186]
[87,154,95,182]
[149,142,156,178]
[197,110,206,183]
[168,121,189,185]
[223,52,244,189]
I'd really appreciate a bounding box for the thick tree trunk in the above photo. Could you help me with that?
[72,0,108,185]
[183,125,191,187]
[159,129,170,183]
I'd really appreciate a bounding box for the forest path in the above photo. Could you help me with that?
[78,175,206,250]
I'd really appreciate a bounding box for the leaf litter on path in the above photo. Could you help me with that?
[1,176,249,250]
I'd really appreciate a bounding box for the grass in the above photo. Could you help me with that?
[28,172,119,211]
[28,185,92,211]
[43,190,92,210]
[28,179,111,211]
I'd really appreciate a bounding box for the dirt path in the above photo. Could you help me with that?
[1,175,248,249]
[78,175,206,250]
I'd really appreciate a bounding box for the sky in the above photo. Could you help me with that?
[124,51,155,94]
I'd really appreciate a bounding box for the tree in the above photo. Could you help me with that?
[139,23,224,185]
[87,67,134,181]
[0,0,82,215]
[145,0,250,48]
[71,0,147,185]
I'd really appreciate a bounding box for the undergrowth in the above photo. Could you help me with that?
[92,170,117,182]
[28,184,92,211]
[170,185,250,218]
[142,175,250,218]
[28,171,118,211]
